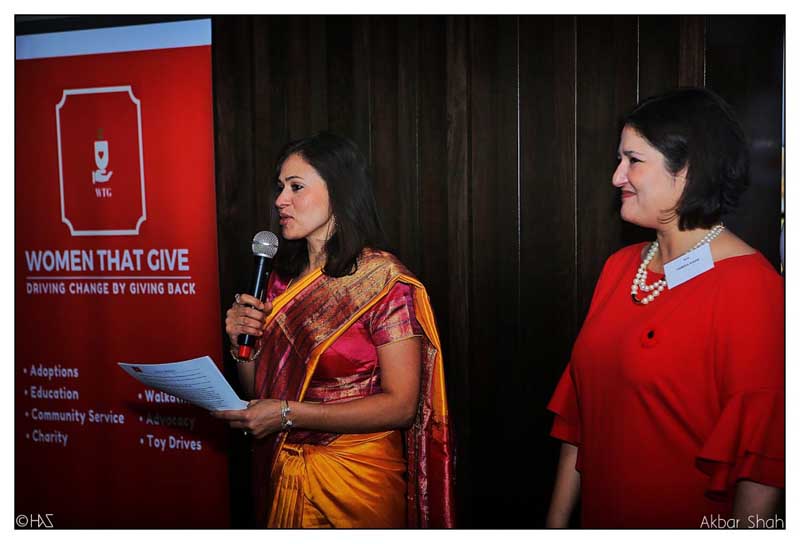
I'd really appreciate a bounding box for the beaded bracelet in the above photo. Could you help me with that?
[228,343,262,364]
[280,399,293,431]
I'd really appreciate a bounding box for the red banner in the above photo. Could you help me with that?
[15,21,229,528]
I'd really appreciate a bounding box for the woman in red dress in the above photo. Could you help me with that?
[546,88,784,528]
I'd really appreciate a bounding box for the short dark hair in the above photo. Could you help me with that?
[623,87,750,230]
[272,131,390,278]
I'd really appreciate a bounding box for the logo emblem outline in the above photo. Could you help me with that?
[55,85,147,236]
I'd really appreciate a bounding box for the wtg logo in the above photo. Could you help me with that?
[92,130,113,187]
[56,86,147,236]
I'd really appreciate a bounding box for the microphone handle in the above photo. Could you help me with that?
[237,255,270,358]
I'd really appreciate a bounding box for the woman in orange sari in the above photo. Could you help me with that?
[215,132,455,528]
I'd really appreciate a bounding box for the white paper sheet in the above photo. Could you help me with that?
[118,356,248,411]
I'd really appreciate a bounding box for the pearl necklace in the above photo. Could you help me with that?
[631,223,725,305]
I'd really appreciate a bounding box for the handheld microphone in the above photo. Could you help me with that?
[238,231,279,359]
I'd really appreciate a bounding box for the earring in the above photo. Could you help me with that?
[328,215,337,239]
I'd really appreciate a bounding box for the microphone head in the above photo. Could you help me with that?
[252,231,279,258]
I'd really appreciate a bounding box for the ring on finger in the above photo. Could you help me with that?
[234,293,242,305]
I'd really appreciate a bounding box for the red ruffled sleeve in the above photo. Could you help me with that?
[696,390,784,498]
[547,363,581,446]
[695,256,785,498]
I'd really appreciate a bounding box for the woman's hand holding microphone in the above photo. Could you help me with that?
[225,293,272,350]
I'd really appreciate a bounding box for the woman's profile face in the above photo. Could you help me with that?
[275,153,335,243]
[611,126,686,229]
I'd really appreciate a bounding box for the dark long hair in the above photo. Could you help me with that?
[272,131,390,278]
[623,87,750,230]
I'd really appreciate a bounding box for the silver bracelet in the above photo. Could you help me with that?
[280,399,293,431]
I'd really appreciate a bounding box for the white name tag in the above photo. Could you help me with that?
[663,243,715,289]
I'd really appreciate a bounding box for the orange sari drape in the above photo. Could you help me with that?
[252,250,455,528]
[268,431,407,528]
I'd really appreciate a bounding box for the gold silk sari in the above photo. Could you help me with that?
[252,250,455,528]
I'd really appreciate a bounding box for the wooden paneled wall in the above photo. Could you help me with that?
[211,15,784,527]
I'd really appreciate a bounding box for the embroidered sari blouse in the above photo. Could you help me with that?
[266,274,423,406]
